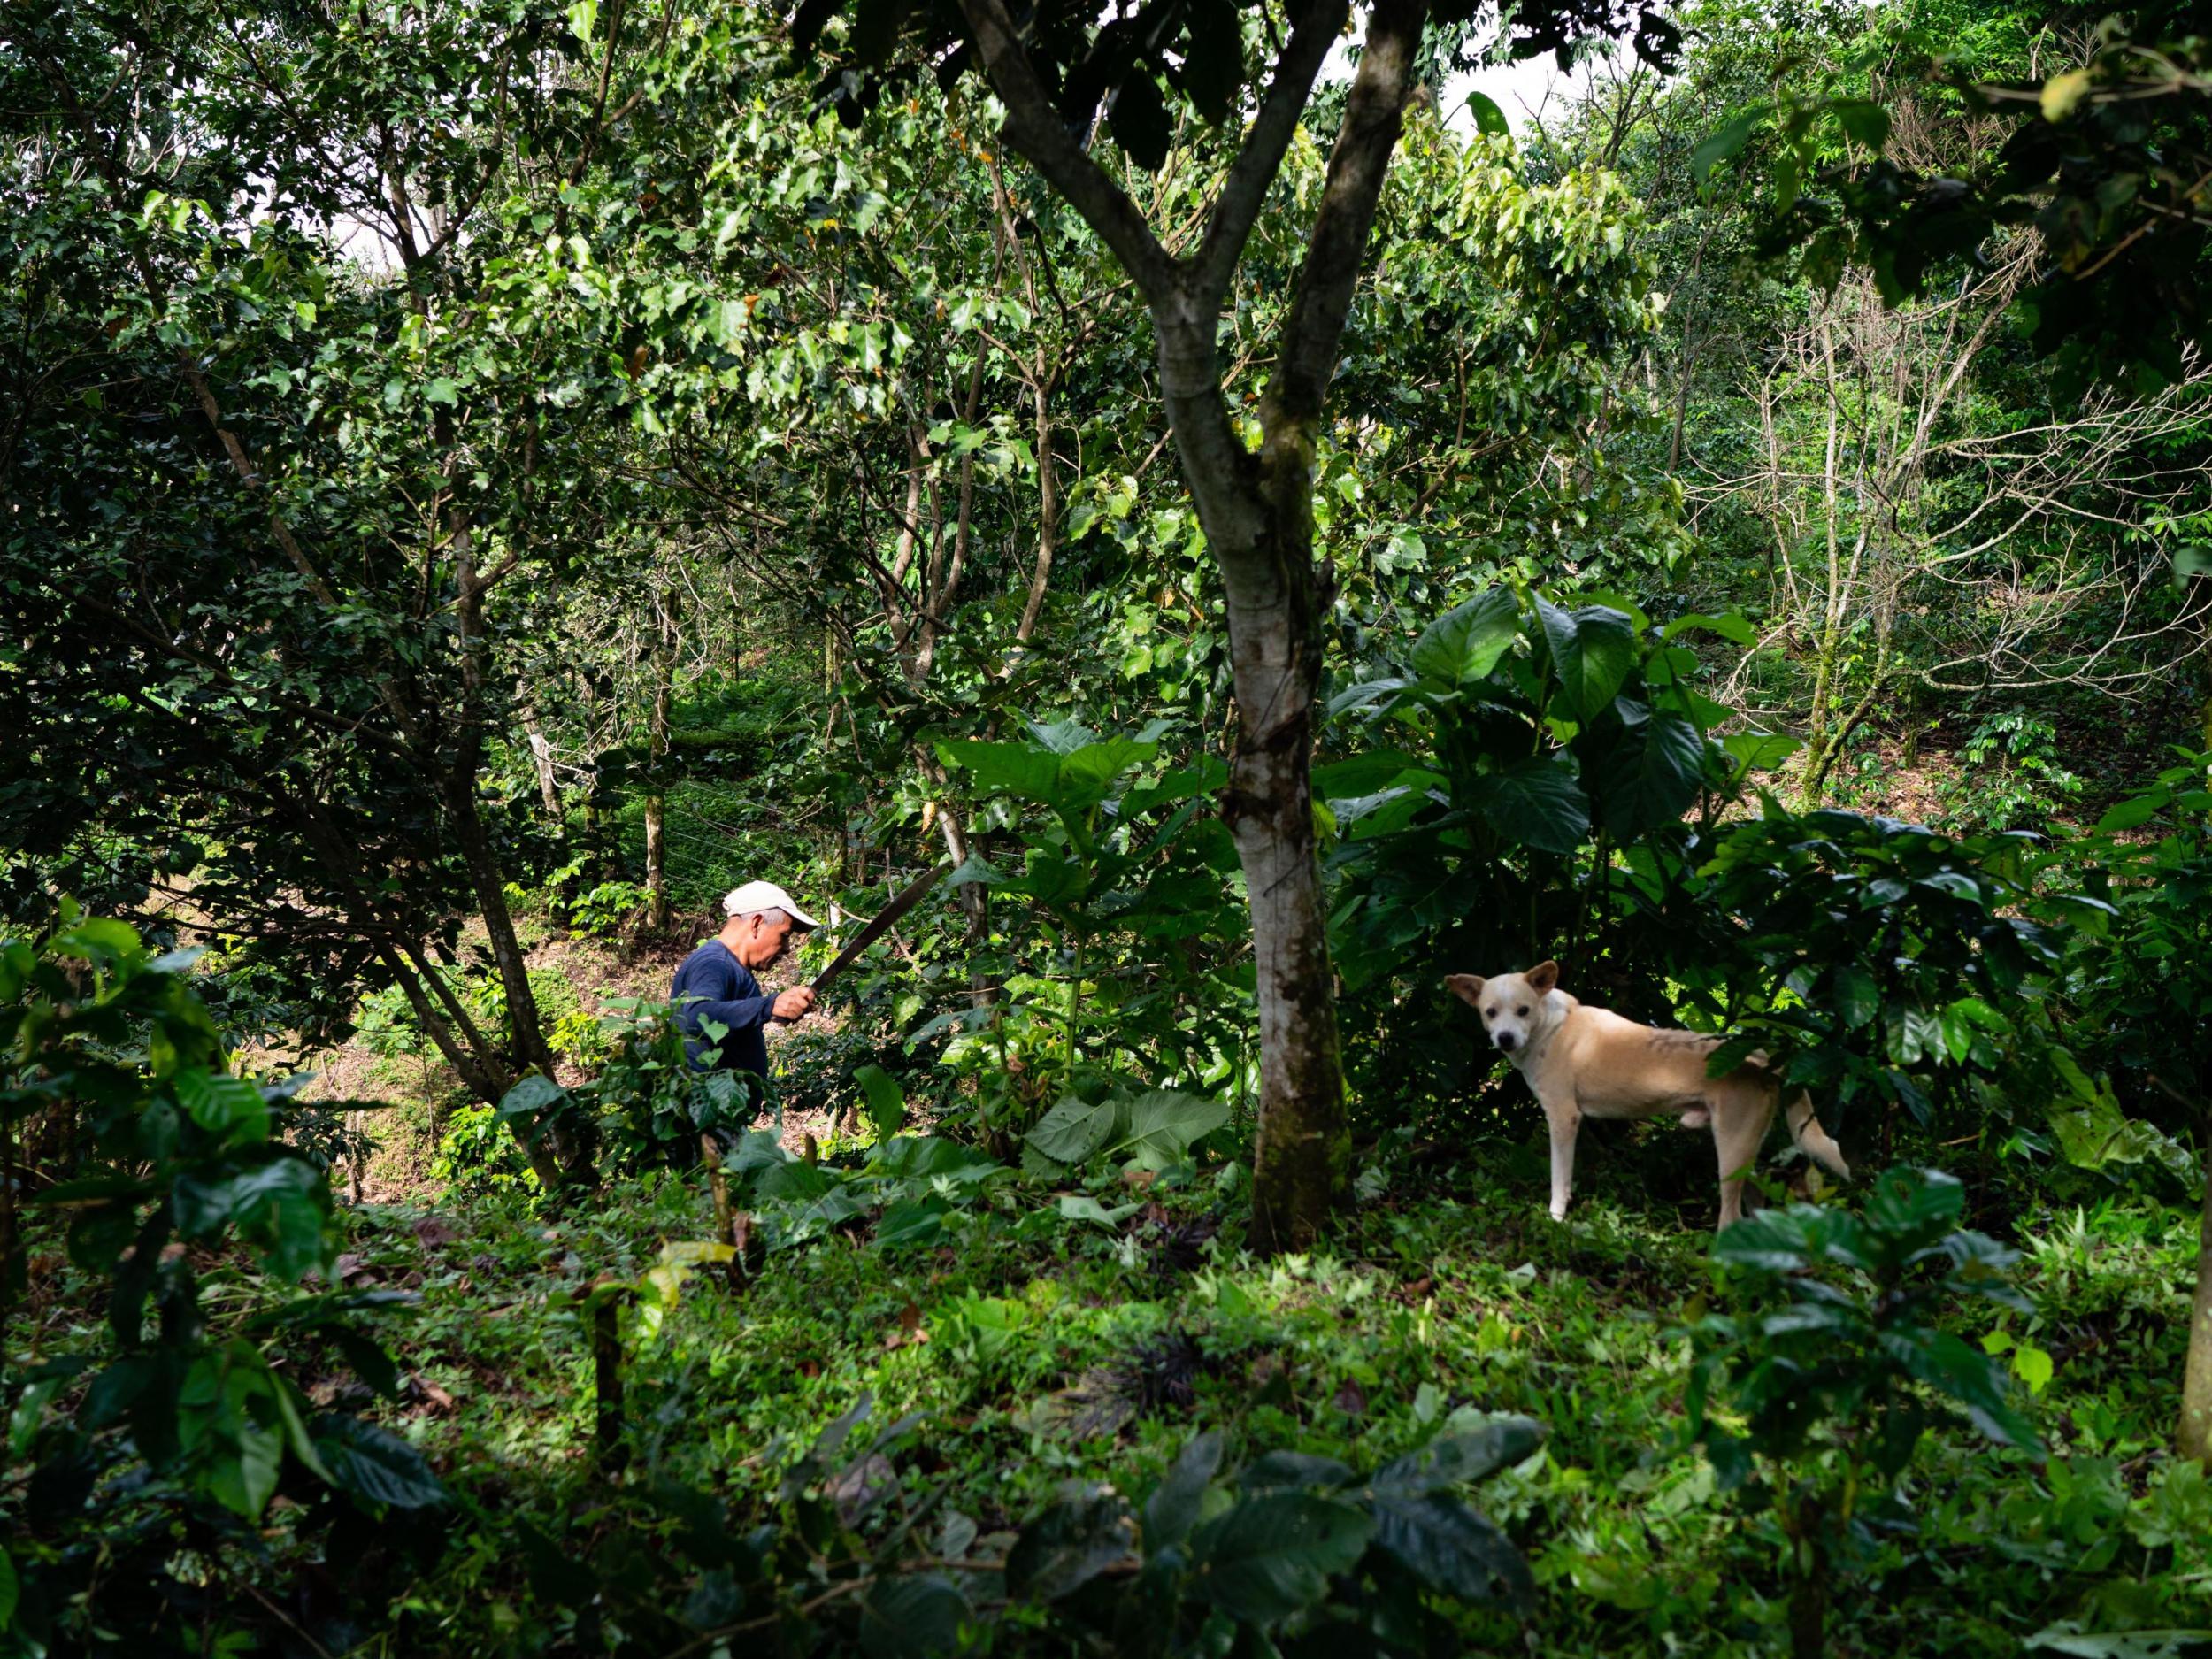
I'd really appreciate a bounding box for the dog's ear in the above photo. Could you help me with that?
[1525,959,1559,995]
[1443,973,1486,1007]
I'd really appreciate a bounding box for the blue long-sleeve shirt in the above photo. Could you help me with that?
[669,941,774,1078]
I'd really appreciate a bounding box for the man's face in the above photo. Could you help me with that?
[736,910,795,970]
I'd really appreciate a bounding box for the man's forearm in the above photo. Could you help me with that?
[679,993,777,1034]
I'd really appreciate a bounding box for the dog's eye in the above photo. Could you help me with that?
[1517,1005,1530,1016]
[1483,1007,1495,1018]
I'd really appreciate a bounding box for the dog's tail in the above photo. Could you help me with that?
[1785,1093,1851,1181]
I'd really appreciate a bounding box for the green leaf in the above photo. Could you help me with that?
[873,1197,949,1250]
[1025,1095,1118,1168]
[858,1575,970,1658]
[1371,1418,1544,1495]
[0,1544,18,1629]
[1832,964,1879,1029]
[1832,98,1890,150]
[497,1073,565,1121]
[313,1415,447,1509]
[1593,710,1708,833]
[2094,791,2166,833]
[1056,1194,1139,1229]
[936,738,1062,803]
[1189,1493,1374,1624]
[2025,1626,2212,1657]
[1371,1494,1533,1608]
[1692,107,1768,182]
[1478,757,1592,855]
[175,1068,270,1144]
[1108,71,1171,173]
[1723,731,1801,773]
[1144,1431,1223,1552]
[1411,588,1520,688]
[1119,1089,1230,1170]
[853,1064,905,1139]
[1007,1485,1136,1601]
[1659,611,1755,646]
[1536,599,1635,721]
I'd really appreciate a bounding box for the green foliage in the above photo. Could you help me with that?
[721,1131,1010,1253]
[1001,1417,1541,1651]
[1023,1087,1233,1179]
[929,718,1250,1124]
[0,911,438,1653]
[1684,1167,2039,1654]
[1689,808,2078,1134]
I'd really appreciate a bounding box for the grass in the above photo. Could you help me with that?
[310,1123,2210,1656]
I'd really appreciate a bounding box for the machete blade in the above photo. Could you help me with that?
[807,861,949,998]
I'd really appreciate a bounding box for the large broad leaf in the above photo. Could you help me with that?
[1025,1096,1118,1168]
[496,1073,565,1122]
[934,738,1062,803]
[1478,757,1592,855]
[311,1415,448,1509]
[853,1064,905,1139]
[1371,1494,1535,1608]
[1056,737,1157,807]
[873,1197,949,1251]
[858,1574,970,1658]
[1189,1493,1374,1624]
[1119,1091,1230,1170]
[173,1159,327,1280]
[1143,1431,1223,1553]
[1007,1484,1137,1601]
[1411,588,1520,689]
[1593,710,1708,833]
[1536,598,1636,720]
[1371,1418,1544,1496]
[1723,730,1802,774]
[175,1068,270,1144]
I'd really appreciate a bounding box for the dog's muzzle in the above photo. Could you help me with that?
[1494,1031,1518,1052]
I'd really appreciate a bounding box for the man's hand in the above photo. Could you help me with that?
[772,986,816,1021]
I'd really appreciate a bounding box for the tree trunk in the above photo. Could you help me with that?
[444,504,592,1183]
[646,590,676,929]
[2182,1116,2212,1468]
[957,0,1423,1251]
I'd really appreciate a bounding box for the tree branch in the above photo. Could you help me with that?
[1191,0,1349,306]
[956,0,1177,305]
[1259,0,1425,428]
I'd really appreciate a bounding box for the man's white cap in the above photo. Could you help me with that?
[721,880,821,930]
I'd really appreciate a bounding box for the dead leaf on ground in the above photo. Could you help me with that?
[1333,1377,1368,1417]
[411,1215,462,1248]
[884,1302,931,1350]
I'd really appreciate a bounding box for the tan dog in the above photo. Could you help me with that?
[1445,961,1850,1229]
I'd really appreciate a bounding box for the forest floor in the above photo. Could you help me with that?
[283,1124,2212,1657]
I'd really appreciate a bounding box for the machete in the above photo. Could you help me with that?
[771,861,948,1021]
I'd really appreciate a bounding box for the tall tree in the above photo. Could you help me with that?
[786,0,1684,1247]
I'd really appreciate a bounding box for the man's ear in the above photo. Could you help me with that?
[1525,960,1559,995]
[1444,973,1486,1007]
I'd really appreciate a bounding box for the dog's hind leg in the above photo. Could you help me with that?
[1785,1092,1851,1181]
[1710,1084,1778,1230]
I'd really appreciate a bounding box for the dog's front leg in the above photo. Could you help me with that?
[1541,1094,1582,1222]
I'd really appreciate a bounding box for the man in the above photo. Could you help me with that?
[670,880,820,1082]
